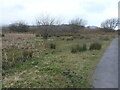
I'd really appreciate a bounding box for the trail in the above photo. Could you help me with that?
[92,38,118,88]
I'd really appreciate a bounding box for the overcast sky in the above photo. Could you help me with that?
[0,0,119,27]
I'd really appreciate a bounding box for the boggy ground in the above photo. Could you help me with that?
[2,31,117,88]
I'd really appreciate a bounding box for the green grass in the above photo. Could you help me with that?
[2,33,117,88]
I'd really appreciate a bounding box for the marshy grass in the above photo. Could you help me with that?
[2,32,117,88]
[71,44,87,53]
[89,42,102,50]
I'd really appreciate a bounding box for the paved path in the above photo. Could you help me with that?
[92,38,118,88]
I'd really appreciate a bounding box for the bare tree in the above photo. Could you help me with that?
[101,18,118,30]
[69,18,87,26]
[69,18,87,33]
[9,21,28,32]
[36,14,61,39]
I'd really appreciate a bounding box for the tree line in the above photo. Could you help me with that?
[5,15,118,39]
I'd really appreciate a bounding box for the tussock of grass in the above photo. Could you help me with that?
[71,44,87,53]
[89,43,102,50]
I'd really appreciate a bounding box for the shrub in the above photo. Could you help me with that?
[50,43,56,49]
[50,50,56,54]
[2,34,4,37]
[71,47,78,53]
[82,44,87,51]
[89,43,102,50]
[71,44,87,53]
[77,44,87,52]
[36,34,40,37]
[31,61,39,66]
[22,50,33,59]
[77,34,81,36]
[66,37,73,41]
[77,46,83,52]
[42,33,49,39]
[56,35,60,37]
[9,21,28,32]
[80,35,85,39]
[61,36,74,41]
[48,35,52,37]
[61,38,65,40]
[0,34,4,37]
[103,37,109,41]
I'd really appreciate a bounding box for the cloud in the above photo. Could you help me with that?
[0,0,119,26]
[81,2,107,13]
[79,0,118,26]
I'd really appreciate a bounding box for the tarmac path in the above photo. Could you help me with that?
[92,38,118,88]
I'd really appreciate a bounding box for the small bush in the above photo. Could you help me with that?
[80,35,85,39]
[103,37,109,41]
[62,38,65,40]
[2,34,5,37]
[77,44,87,52]
[0,34,4,37]
[36,34,40,37]
[51,50,56,54]
[42,33,49,39]
[50,43,56,49]
[31,61,39,66]
[48,35,52,37]
[61,36,73,41]
[71,47,78,53]
[89,43,102,50]
[22,51,33,59]
[56,35,60,37]
[82,44,87,51]
[77,45,83,52]
[66,37,73,41]
[71,44,87,53]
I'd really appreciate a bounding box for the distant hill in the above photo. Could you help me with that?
[87,26,98,29]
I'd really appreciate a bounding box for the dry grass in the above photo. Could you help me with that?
[2,33,35,49]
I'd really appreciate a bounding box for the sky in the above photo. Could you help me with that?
[0,0,119,27]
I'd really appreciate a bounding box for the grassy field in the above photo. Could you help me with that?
[2,31,117,88]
